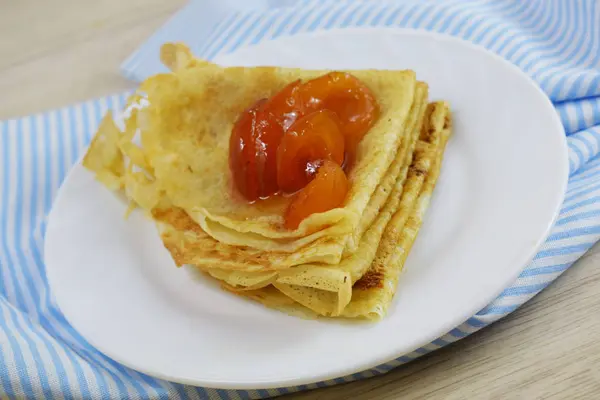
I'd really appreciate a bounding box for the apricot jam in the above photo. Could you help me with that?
[229,72,379,227]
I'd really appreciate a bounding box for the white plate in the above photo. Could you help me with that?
[45,28,568,389]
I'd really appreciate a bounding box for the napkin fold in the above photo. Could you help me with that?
[1,0,599,398]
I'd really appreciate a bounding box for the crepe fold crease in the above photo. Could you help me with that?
[83,43,452,321]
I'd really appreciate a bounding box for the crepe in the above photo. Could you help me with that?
[132,43,416,251]
[151,82,429,316]
[154,82,429,271]
[228,102,451,319]
[149,88,429,316]
[85,43,424,263]
[83,42,452,321]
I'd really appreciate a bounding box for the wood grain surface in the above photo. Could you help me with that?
[2,1,599,399]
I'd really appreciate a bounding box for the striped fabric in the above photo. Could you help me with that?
[1,0,599,398]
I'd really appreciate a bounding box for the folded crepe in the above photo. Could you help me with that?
[86,43,422,266]
[154,81,429,271]
[83,42,452,321]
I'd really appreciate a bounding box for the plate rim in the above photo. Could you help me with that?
[45,27,569,389]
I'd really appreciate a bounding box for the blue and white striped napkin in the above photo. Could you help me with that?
[1,0,599,398]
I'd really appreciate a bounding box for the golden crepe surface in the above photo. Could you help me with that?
[145,43,418,253]
[83,42,452,321]
[343,101,452,319]
[154,80,429,317]
[102,42,425,269]
[156,82,429,271]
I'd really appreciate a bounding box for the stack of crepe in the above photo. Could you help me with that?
[83,43,452,321]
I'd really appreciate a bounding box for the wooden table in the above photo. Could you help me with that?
[3,1,600,398]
